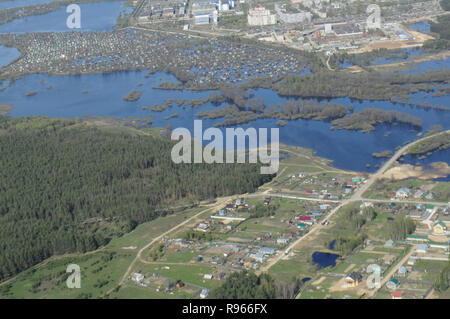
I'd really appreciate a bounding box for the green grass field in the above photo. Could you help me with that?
[0,206,205,299]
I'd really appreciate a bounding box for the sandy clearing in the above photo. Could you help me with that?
[381,162,450,180]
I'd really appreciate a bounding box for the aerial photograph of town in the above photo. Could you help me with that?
[0,0,449,305]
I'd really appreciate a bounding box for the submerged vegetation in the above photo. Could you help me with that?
[331,108,422,133]
[123,90,143,102]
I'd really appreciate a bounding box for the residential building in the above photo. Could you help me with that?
[259,247,276,255]
[344,272,362,288]
[203,274,213,280]
[386,278,399,290]
[392,291,403,299]
[416,243,429,254]
[248,7,276,26]
[297,223,307,229]
[250,253,265,263]
[398,266,407,277]
[433,221,447,234]
[131,272,144,283]
[384,239,394,247]
[277,238,289,245]
[200,288,209,298]
[396,187,411,198]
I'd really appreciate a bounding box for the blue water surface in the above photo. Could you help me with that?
[1,70,449,173]
[0,0,53,10]
[0,45,20,67]
[0,1,128,33]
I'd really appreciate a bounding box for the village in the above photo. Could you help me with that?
[121,136,450,299]
[124,192,449,299]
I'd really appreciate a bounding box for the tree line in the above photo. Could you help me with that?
[209,271,301,299]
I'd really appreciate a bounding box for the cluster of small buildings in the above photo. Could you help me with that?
[395,187,435,200]
[289,173,366,199]
[192,0,235,25]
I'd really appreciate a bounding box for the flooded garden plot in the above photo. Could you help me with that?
[0,29,308,85]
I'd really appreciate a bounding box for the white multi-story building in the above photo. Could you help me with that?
[248,7,276,26]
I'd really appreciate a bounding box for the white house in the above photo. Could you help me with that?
[396,188,411,199]
[200,288,209,298]
[131,272,144,283]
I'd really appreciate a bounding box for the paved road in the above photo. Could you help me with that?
[353,130,450,201]
[246,192,342,203]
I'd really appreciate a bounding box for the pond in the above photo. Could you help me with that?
[312,251,339,269]
[301,277,311,283]
[329,240,336,250]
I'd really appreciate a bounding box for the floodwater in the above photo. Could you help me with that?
[1,70,449,172]
[0,0,52,10]
[0,45,20,67]
[0,1,130,33]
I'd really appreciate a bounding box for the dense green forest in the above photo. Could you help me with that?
[209,271,301,299]
[430,14,450,41]
[0,117,273,281]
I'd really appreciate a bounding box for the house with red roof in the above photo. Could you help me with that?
[392,291,403,299]
[299,216,313,225]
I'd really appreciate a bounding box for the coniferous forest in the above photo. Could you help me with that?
[0,116,273,281]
